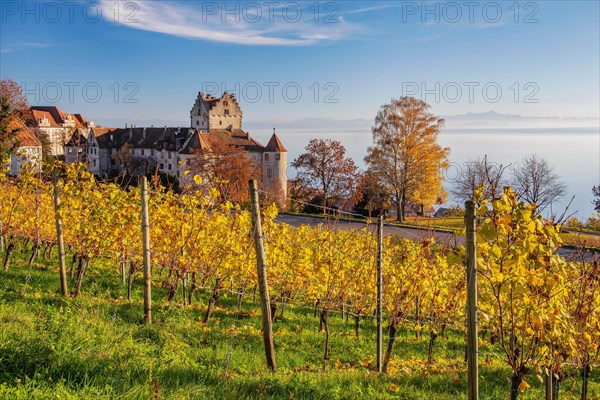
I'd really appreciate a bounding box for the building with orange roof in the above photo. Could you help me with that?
[71,92,287,196]
[26,106,94,157]
[7,118,42,176]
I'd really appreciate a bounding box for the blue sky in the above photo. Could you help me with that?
[2,1,599,216]
[1,1,599,125]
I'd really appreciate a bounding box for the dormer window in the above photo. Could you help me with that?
[223,101,228,106]
[224,109,229,115]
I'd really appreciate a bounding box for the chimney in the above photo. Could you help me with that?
[125,122,128,128]
[143,127,147,140]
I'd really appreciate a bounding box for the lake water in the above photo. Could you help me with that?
[253,127,599,220]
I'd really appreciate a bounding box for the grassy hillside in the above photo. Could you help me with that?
[0,251,597,399]
[404,216,600,248]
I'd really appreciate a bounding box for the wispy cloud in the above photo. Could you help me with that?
[98,0,360,46]
[1,41,51,54]
[344,3,402,15]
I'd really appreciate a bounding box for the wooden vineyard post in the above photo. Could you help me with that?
[0,220,4,254]
[248,179,276,372]
[376,213,383,373]
[545,370,553,400]
[141,176,152,325]
[52,170,68,296]
[465,201,479,400]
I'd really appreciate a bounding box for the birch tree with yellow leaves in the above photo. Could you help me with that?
[365,97,449,222]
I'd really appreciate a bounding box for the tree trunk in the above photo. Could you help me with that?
[427,331,438,364]
[382,318,398,373]
[396,197,402,222]
[237,286,244,312]
[166,276,180,307]
[28,243,38,266]
[72,255,88,297]
[581,363,590,400]
[314,299,320,318]
[188,272,197,305]
[3,243,14,272]
[203,286,220,324]
[415,296,421,339]
[69,253,77,279]
[321,308,330,368]
[121,260,126,286]
[182,274,187,306]
[354,314,361,338]
[440,322,447,338]
[510,373,522,400]
[127,262,135,301]
[279,293,288,319]
[270,302,278,323]
[400,192,406,222]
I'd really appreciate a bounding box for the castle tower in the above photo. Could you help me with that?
[190,92,242,131]
[262,129,288,197]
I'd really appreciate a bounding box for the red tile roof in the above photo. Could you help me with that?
[10,118,41,147]
[28,106,89,128]
[265,133,287,152]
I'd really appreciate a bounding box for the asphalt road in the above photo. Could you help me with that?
[275,214,462,245]
[275,213,595,260]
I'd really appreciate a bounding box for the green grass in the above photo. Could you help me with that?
[402,216,464,232]
[561,231,600,250]
[0,250,598,399]
[404,216,600,249]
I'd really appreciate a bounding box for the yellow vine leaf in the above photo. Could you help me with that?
[518,379,530,392]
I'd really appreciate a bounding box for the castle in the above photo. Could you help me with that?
[64,92,288,196]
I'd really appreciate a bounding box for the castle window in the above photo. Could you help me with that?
[219,121,222,125]
[224,109,229,115]
[275,154,280,160]
[223,101,228,106]
[265,154,269,161]
[168,164,172,170]
[267,167,272,178]
[141,149,145,156]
